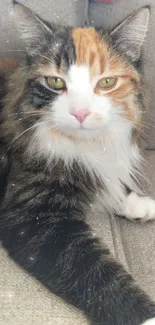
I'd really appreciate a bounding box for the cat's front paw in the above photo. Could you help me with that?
[122,192,155,222]
[141,318,155,325]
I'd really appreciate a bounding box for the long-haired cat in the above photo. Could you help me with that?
[0,3,155,325]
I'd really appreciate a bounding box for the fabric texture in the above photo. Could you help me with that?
[90,1,114,3]
[0,0,155,324]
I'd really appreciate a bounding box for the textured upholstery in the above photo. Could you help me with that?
[0,1,155,324]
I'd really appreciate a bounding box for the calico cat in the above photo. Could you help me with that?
[0,2,155,325]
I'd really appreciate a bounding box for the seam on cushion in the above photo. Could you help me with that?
[108,215,131,273]
[83,0,89,25]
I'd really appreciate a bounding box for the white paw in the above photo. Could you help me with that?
[141,318,155,325]
[122,192,155,222]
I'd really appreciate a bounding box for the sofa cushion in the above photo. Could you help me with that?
[89,0,155,149]
[0,0,88,58]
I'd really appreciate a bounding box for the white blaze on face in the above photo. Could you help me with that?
[67,65,93,110]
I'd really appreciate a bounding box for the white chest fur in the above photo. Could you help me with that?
[29,121,142,215]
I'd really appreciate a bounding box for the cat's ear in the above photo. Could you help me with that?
[110,7,150,62]
[13,1,53,52]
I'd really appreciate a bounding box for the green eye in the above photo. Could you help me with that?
[46,76,66,91]
[97,77,117,90]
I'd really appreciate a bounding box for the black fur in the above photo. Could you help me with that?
[28,80,59,108]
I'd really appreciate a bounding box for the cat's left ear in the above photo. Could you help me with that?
[110,7,150,62]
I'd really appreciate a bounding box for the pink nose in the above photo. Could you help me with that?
[71,109,90,123]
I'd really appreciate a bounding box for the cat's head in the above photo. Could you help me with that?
[6,3,149,145]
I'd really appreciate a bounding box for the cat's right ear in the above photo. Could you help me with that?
[13,1,53,53]
[110,7,150,62]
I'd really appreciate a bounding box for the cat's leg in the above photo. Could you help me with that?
[1,217,155,325]
[121,192,155,222]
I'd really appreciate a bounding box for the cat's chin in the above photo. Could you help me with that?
[58,126,104,140]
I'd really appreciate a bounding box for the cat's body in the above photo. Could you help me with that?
[0,3,155,325]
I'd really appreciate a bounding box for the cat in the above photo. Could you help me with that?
[0,2,155,325]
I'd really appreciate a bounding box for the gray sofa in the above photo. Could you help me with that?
[0,1,155,324]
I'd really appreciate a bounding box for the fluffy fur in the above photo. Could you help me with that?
[0,3,155,325]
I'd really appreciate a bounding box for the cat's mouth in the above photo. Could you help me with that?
[51,123,104,140]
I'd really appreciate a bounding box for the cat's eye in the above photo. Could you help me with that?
[45,76,66,92]
[97,77,117,90]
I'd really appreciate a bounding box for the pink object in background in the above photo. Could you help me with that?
[96,0,113,3]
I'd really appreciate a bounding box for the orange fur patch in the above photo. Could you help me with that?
[0,58,19,97]
[72,27,141,122]
[0,58,18,75]
[72,27,109,76]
